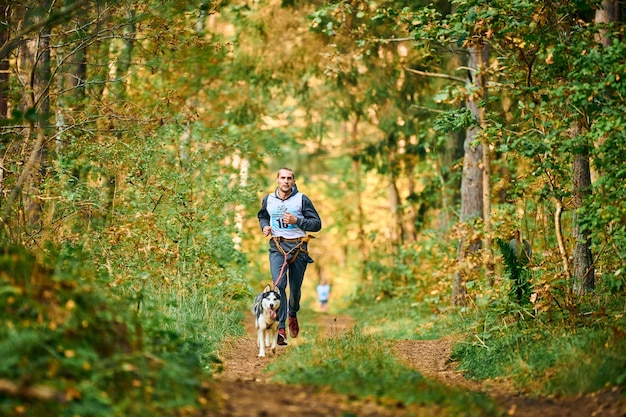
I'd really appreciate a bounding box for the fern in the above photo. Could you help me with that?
[496,238,532,304]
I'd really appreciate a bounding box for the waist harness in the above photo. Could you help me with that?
[272,235,314,264]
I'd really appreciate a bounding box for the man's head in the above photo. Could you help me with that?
[276,167,295,180]
[276,167,295,196]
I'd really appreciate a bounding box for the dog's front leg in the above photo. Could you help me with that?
[265,329,272,348]
[257,328,266,357]
[269,327,278,355]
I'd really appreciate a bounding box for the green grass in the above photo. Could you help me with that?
[343,294,457,340]
[266,327,501,417]
[450,301,626,396]
[0,245,243,417]
[332,278,626,399]
[137,279,247,370]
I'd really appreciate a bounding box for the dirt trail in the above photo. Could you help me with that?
[208,312,625,417]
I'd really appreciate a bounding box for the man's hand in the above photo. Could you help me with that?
[263,226,272,236]
[283,211,296,225]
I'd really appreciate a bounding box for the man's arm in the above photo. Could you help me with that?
[296,195,322,232]
[257,195,270,230]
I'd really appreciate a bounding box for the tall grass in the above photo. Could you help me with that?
[136,277,247,369]
[450,296,626,396]
[0,245,227,417]
[348,232,626,398]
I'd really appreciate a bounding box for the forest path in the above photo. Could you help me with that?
[207,312,624,417]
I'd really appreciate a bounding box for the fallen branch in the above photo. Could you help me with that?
[0,379,67,402]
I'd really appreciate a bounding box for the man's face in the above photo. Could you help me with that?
[276,169,295,193]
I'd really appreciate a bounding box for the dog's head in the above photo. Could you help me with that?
[260,285,281,319]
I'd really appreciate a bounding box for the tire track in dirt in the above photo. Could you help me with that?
[209,312,413,417]
[208,312,625,417]
[393,338,626,417]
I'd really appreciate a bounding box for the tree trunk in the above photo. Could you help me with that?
[595,0,620,47]
[232,154,249,251]
[474,43,493,282]
[55,44,87,152]
[388,170,405,247]
[348,117,368,281]
[439,131,464,232]
[405,158,417,242]
[452,128,483,305]
[0,28,8,118]
[16,2,52,237]
[567,0,621,295]
[108,9,136,100]
[452,44,488,306]
[0,22,8,211]
[572,129,594,294]
[553,198,571,279]
[104,9,136,220]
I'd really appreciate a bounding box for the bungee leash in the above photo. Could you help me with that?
[270,235,315,291]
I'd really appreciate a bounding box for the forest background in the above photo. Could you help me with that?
[0,0,625,416]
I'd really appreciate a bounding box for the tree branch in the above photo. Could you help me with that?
[402,66,466,84]
[1,124,45,232]
[0,0,91,60]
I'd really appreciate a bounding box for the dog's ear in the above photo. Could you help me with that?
[263,284,271,293]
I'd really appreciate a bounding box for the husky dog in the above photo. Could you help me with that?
[252,285,281,357]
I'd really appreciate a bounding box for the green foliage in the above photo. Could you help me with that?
[132,278,246,371]
[267,328,499,416]
[433,107,476,133]
[2,0,626,408]
[0,246,220,417]
[47,115,253,365]
[496,238,532,305]
[356,235,455,305]
[451,296,626,396]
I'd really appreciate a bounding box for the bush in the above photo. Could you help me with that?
[451,296,626,396]
[0,246,220,417]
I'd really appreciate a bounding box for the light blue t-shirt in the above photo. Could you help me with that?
[317,284,330,301]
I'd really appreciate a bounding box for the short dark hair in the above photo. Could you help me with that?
[277,167,295,179]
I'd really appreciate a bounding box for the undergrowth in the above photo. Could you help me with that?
[451,296,626,396]
[267,327,501,417]
[0,245,242,416]
[351,236,626,398]
[345,235,457,340]
[135,278,247,370]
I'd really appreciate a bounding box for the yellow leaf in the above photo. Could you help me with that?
[65,386,81,401]
[122,363,136,372]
